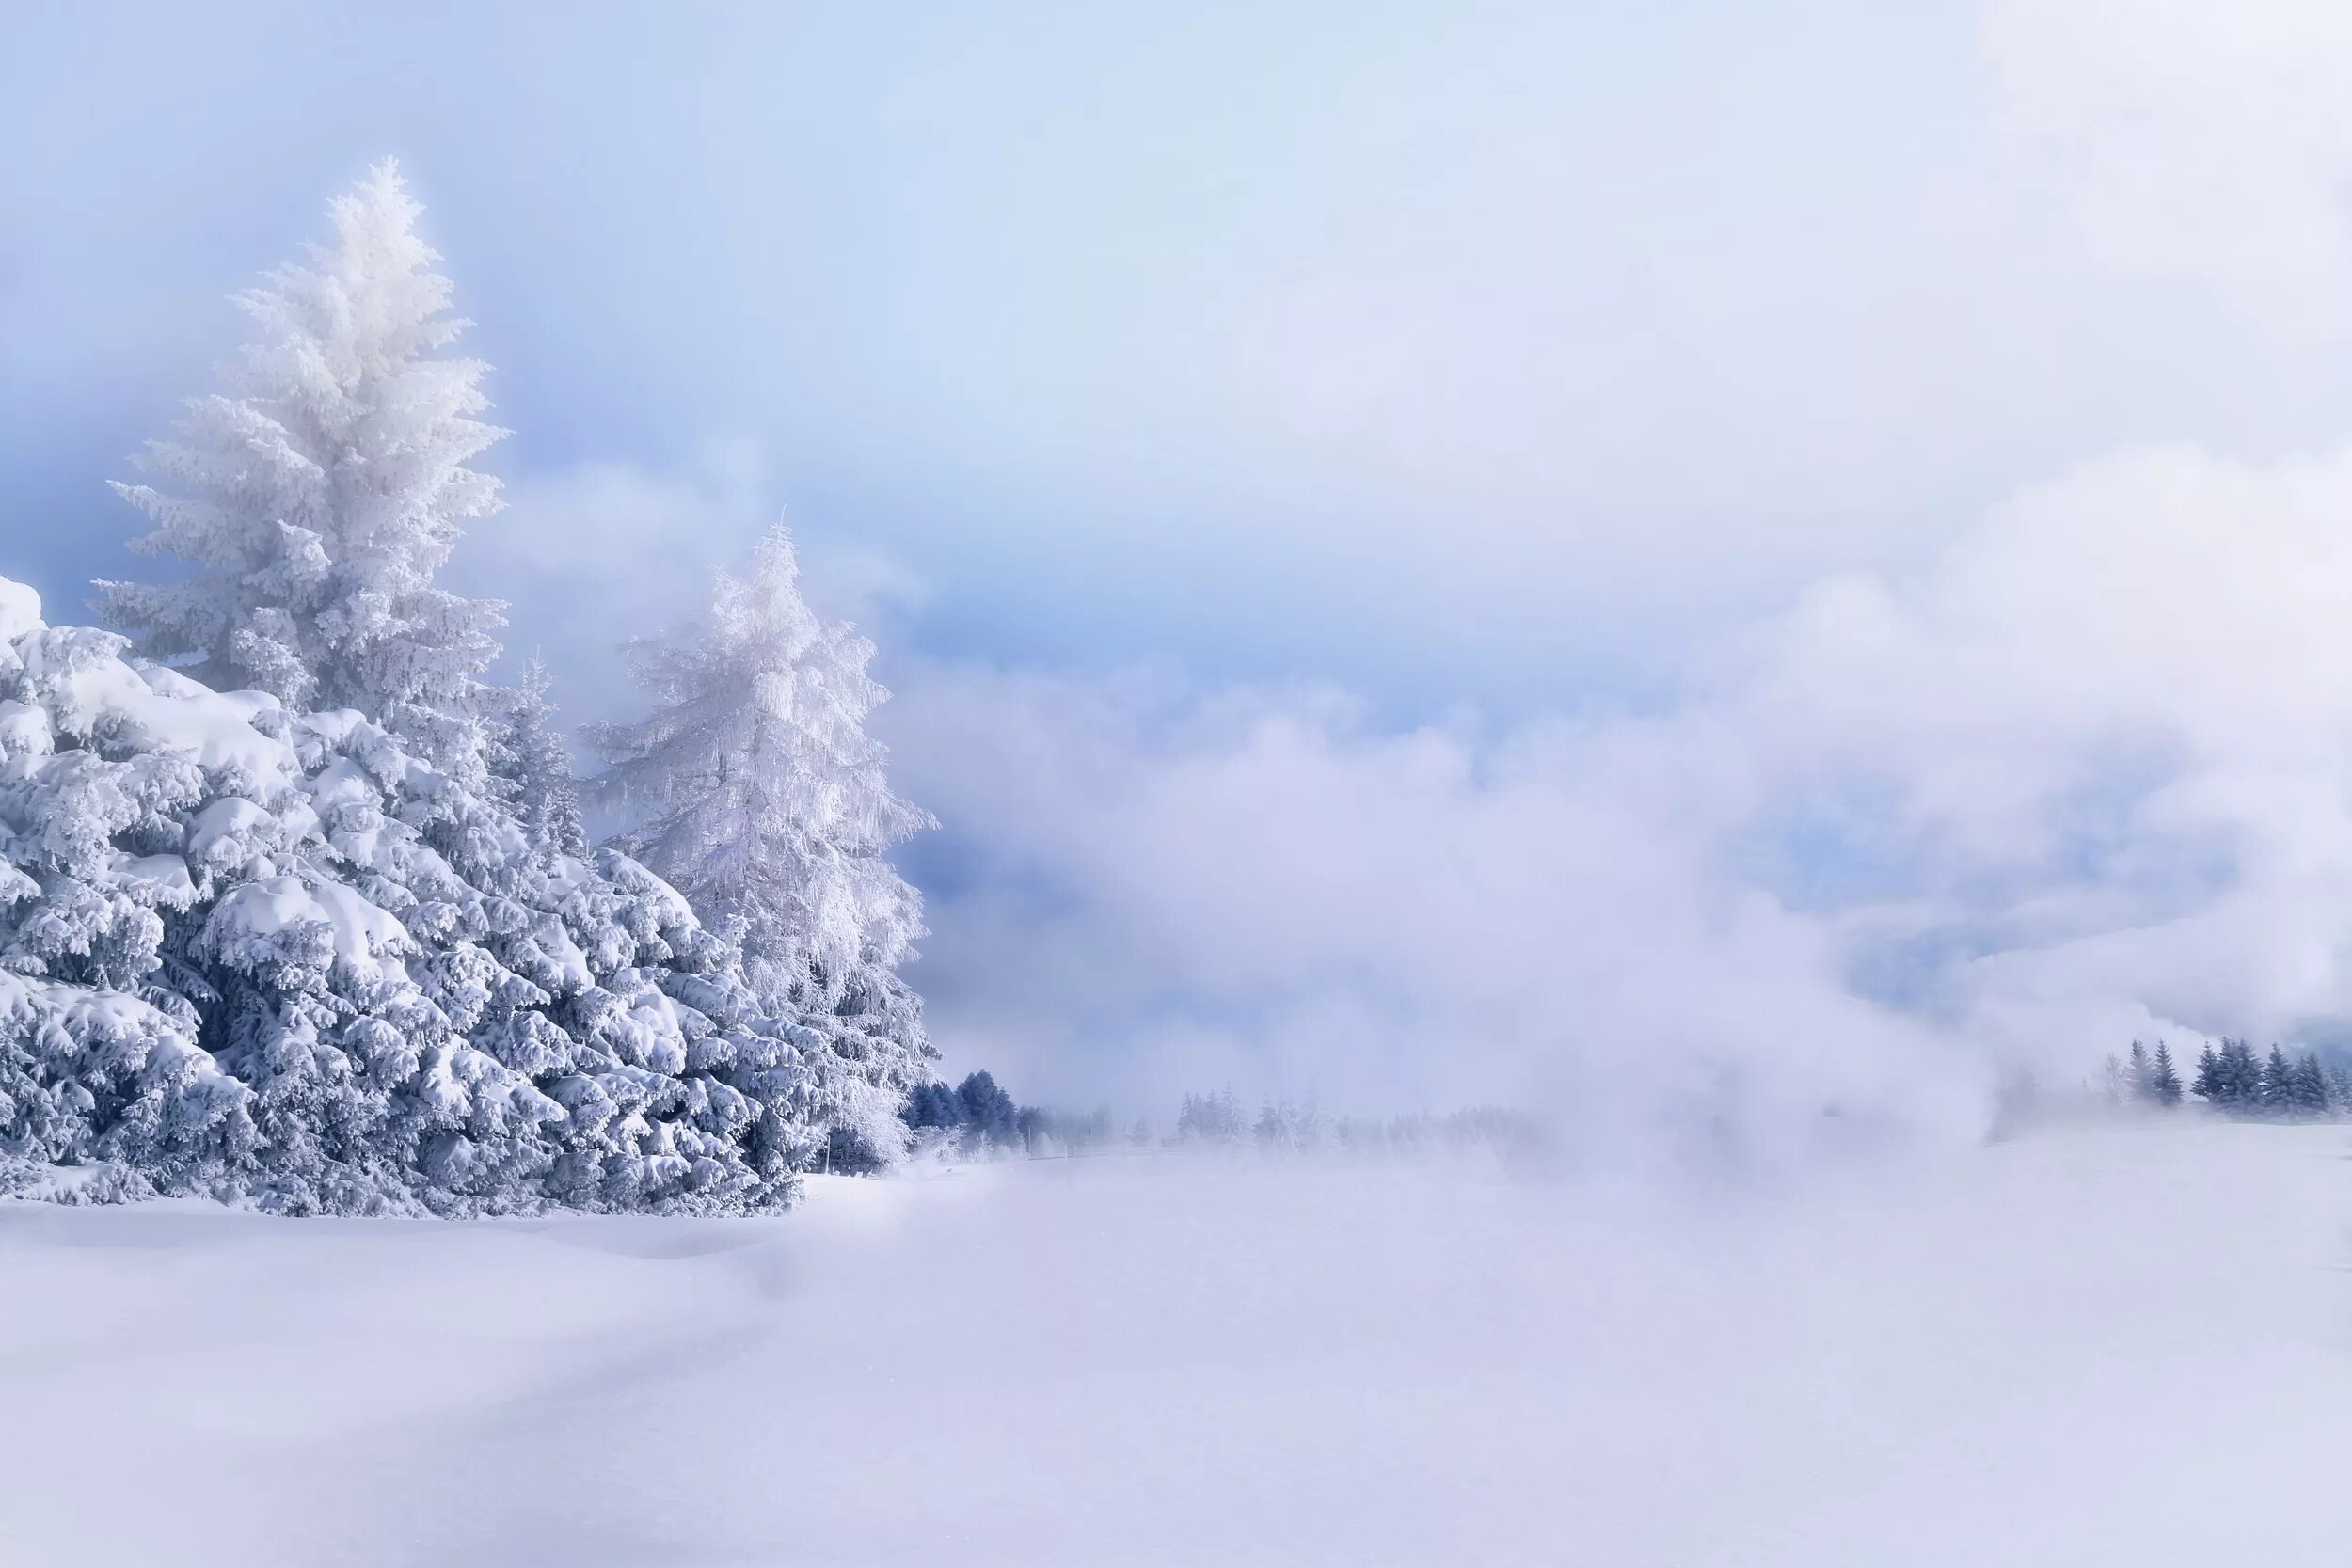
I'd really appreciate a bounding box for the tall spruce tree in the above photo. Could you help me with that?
[2260,1046,2297,1117]
[98,160,507,789]
[591,525,936,1168]
[2191,1042,2225,1106]
[2221,1039,2264,1110]
[2326,1059,2352,1117]
[2148,1042,2183,1106]
[2293,1053,2330,1118]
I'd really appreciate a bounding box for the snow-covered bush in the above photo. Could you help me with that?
[0,579,261,1197]
[0,579,813,1213]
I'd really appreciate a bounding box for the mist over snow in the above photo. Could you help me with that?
[12,1130,2352,1566]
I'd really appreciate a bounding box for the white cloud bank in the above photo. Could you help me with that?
[874,436,2352,1154]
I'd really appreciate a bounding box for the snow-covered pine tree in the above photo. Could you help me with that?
[2259,1045,2297,1117]
[2190,1043,2224,1106]
[956,1071,1019,1148]
[0,575,815,1213]
[590,524,936,1170]
[2326,1059,2352,1118]
[903,1079,964,1133]
[1176,1089,1246,1145]
[230,703,818,1214]
[2292,1053,2329,1119]
[98,160,507,791]
[2219,1038,2263,1111]
[0,579,261,1197]
[2100,1053,2128,1108]
[487,657,586,864]
[2148,1042,2182,1107]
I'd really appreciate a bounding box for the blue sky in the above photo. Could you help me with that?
[12,0,2352,1130]
[17,0,2341,708]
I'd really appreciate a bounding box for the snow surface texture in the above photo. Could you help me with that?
[7,1123,2352,1566]
[0,576,819,1214]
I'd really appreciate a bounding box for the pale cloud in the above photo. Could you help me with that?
[869,432,2352,1157]
[1984,0,2352,341]
[879,657,1983,1153]
[457,443,930,719]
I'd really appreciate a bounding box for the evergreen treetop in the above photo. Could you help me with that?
[98,161,507,790]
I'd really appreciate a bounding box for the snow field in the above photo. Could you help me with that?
[8,1124,2352,1565]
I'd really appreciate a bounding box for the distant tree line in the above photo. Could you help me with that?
[914,1041,2348,1173]
[902,1072,1124,1158]
[1176,1092,1544,1162]
[2101,1039,2352,1120]
[901,1078,1545,1164]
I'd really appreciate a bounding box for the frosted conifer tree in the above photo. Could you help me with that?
[2190,1043,2224,1106]
[591,525,935,1168]
[2327,1059,2352,1117]
[487,657,586,863]
[98,160,506,788]
[0,574,815,1214]
[2260,1045,2297,1117]
[0,578,259,1196]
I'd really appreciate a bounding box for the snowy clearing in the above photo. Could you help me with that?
[8,1126,2352,1566]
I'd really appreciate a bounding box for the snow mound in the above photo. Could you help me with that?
[0,576,43,642]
